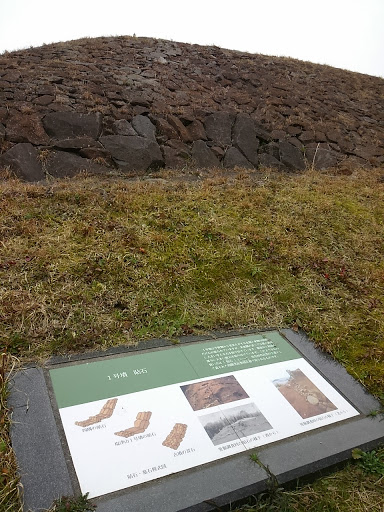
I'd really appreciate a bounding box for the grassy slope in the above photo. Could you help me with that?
[1,168,383,511]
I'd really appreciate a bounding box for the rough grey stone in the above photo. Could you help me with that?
[45,151,109,178]
[253,122,272,142]
[154,117,179,139]
[288,137,305,150]
[204,112,234,146]
[129,93,152,108]
[131,115,156,140]
[43,112,103,139]
[270,129,287,141]
[259,141,280,160]
[315,131,328,142]
[287,125,302,136]
[79,147,114,166]
[164,139,191,169]
[223,146,253,168]
[163,146,188,169]
[191,140,221,168]
[337,139,355,154]
[53,137,102,150]
[166,139,191,157]
[34,94,54,106]
[100,135,164,171]
[0,107,8,123]
[6,112,50,145]
[167,115,193,143]
[299,131,316,143]
[0,122,5,142]
[0,143,45,181]
[36,84,55,95]
[232,114,259,165]
[112,119,137,136]
[326,127,345,145]
[2,70,21,82]
[353,144,384,160]
[305,144,340,169]
[259,153,285,169]
[278,140,306,170]
[211,146,225,158]
[338,155,371,172]
[187,120,207,141]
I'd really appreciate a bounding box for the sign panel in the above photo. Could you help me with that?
[49,331,359,499]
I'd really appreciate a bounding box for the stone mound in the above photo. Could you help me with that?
[0,36,383,181]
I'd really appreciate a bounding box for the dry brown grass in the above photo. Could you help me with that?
[0,353,22,512]
[0,167,383,511]
[1,168,383,394]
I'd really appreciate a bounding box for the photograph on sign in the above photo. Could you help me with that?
[180,375,249,411]
[199,403,272,446]
[273,368,337,418]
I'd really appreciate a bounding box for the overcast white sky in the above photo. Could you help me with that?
[0,0,383,78]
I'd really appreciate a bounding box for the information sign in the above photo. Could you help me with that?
[49,331,358,498]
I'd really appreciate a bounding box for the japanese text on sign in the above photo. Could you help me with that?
[202,338,282,371]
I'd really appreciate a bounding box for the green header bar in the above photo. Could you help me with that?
[50,331,301,408]
[50,348,197,409]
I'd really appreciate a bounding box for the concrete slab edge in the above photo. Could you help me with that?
[8,328,384,512]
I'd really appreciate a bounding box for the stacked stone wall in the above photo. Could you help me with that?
[1,36,383,181]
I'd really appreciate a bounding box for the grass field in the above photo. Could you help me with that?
[1,167,383,511]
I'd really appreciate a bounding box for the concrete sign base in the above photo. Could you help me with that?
[9,329,384,512]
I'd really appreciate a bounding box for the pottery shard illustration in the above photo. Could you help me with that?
[115,411,152,438]
[162,423,188,450]
[75,398,118,427]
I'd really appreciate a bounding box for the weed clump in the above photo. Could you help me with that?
[50,493,96,512]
